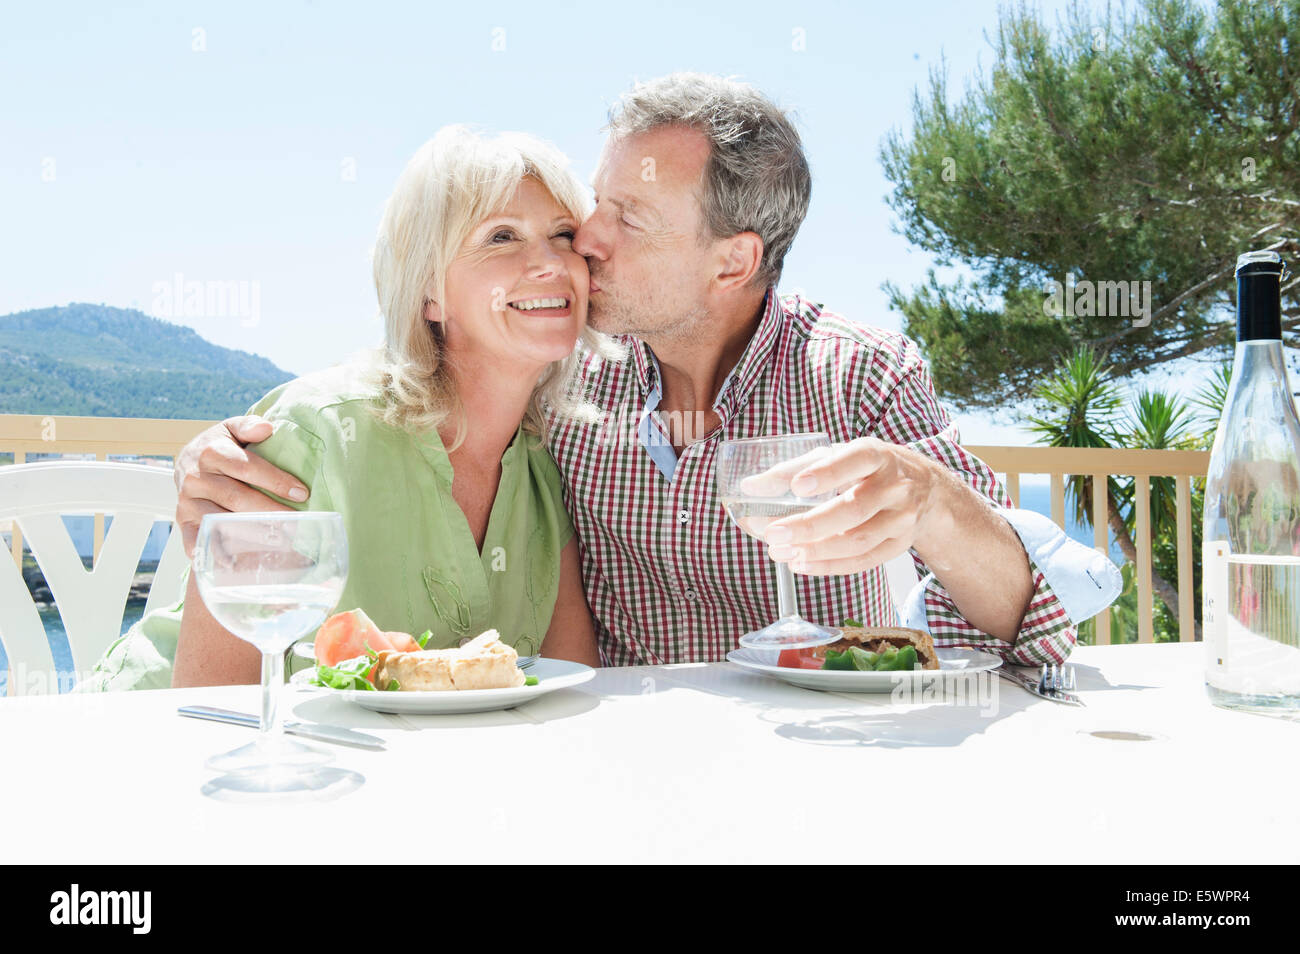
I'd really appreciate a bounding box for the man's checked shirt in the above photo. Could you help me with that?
[547,289,1079,667]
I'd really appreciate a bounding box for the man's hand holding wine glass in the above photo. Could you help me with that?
[749,436,1036,643]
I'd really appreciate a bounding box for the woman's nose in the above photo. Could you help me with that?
[526,241,566,278]
[526,252,562,280]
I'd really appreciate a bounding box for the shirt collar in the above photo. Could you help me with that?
[410,420,526,486]
[712,286,784,420]
[630,334,659,396]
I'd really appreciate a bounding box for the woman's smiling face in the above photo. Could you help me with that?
[433,175,588,373]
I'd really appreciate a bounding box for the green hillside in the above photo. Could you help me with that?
[0,304,293,419]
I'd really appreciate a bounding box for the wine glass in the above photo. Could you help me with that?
[192,512,348,778]
[716,433,842,650]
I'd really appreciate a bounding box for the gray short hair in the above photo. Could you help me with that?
[606,72,811,289]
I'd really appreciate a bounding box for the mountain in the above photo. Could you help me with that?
[0,304,294,419]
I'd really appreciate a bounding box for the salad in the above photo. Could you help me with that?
[307,608,538,691]
[776,618,930,672]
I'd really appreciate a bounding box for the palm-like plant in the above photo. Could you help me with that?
[1025,347,1124,449]
[1027,346,1202,640]
[1123,388,1196,535]
[1190,361,1234,448]
[1025,346,1125,526]
[1119,386,1203,640]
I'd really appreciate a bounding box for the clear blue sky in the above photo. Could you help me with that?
[0,0,1214,444]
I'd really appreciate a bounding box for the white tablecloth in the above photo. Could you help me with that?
[2,642,1296,863]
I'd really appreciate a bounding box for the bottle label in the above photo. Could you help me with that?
[1203,540,1229,673]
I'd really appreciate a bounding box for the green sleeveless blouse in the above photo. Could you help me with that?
[244,363,573,672]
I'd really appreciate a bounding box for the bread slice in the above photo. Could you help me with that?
[372,629,526,691]
[823,625,939,670]
[373,649,454,690]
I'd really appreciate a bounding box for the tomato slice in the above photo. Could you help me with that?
[777,648,825,670]
[383,630,422,653]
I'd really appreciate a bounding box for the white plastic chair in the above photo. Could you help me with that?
[0,461,188,695]
[882,552,920,622]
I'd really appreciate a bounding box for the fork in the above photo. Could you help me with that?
[1038,663,1077,696]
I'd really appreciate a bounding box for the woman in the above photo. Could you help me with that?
[158,126,612,686]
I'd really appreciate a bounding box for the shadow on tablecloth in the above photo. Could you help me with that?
[657,662,1161,749]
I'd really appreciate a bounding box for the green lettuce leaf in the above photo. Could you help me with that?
[310,653,379,691]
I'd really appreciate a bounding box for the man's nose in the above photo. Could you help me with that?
[573,216,609,261]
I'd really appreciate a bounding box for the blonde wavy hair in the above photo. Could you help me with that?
[368,125,622,448]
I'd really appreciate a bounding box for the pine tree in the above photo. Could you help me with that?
[881,0,1299,408]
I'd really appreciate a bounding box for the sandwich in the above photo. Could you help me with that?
[371,629,528,691]
[777,621,939,672]
[824,624,940,670]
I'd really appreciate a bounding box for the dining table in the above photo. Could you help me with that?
[2,641,1297,864]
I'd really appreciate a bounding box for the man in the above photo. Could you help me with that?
[173,73,1120,667]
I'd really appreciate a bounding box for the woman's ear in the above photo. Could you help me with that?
[423,280,444,324]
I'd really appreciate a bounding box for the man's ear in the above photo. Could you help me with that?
[714,231,764,292]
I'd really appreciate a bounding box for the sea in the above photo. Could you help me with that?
[0,481,1115,694]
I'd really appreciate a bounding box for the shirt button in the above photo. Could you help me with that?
[684,588,698,602]
[677,509,690,525]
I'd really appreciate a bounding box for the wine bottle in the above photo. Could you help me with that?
[1203,250,1300,713]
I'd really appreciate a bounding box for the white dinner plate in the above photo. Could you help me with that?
[726,647,1002,692]
[294,657,596,714]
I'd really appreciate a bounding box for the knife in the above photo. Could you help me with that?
[178,706,387,749]
[996,667,1085,707]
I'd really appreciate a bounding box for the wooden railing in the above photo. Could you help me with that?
[1,414,1210,645]
[967,446,1209,644]
[0,414,209,568]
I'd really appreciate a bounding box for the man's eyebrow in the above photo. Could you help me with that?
[594,192,662,224]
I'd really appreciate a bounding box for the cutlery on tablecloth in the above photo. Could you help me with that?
[997,664,1085,707]
[178,706,386,749]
